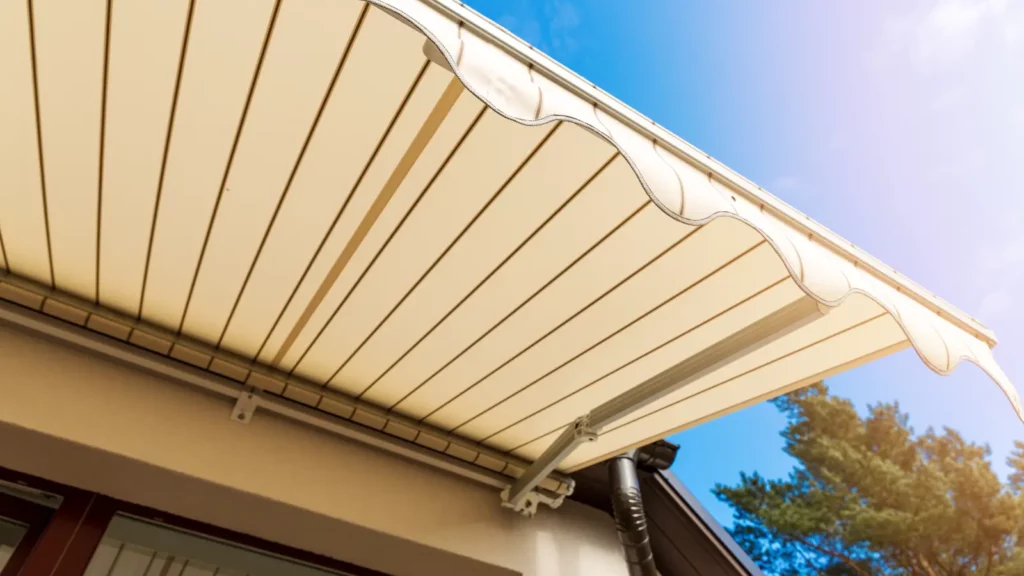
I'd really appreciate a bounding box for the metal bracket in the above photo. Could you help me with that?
[499,299,824,517]
[570,414,599,443]
[502,415,598,512]
[500,487,566,518]
[231,387,259,424]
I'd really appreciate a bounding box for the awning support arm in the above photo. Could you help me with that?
[501,297,826,515]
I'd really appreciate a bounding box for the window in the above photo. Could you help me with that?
[83,515,353,576]
[0,517,28,571]
[0,480,60,576]
[0,466,384,576]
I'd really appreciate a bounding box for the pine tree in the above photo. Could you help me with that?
[715,383,1024,576]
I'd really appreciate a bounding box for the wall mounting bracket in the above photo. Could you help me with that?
[230,387,259,424]
[501,298,825,514]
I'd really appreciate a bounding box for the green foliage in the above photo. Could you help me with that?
[715,383,1024,576]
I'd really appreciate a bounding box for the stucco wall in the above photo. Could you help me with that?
[0,322,628,576]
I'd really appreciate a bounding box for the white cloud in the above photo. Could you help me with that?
[974,205,1024,318]
[916,0,991,66]
[545,0,581,53]
[497,14,544,49]
[496,0,581,57]
[981,238,1024,274]
[914,0,1024,69]
[927,87,965,114]
[978,290,1013,319]
[547,0,580,32]
[772,176,801,191]
[1012,106,1024,129]
[872,0,1020,72]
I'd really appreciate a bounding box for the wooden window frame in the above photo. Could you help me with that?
[0,466,387,576]
[0,491,54,576]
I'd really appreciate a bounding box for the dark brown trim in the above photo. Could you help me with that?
[568,453,763,576]
[653,471,763,576]
[50,496,117,576]
[0,467,74,508]
[0,464,389,576]
[0,492,53,576]
[16,490,94,576]
[1,520,45,576]
[0,492,52,527]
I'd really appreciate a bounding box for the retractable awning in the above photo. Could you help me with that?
[0,0,1017,507]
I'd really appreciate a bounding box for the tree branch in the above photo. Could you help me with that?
[895,551,921,576]
[782,532,870,576]
[794,546,828,576]
[916,555,939,576]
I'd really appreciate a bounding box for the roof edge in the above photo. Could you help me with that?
[654,470,765,576]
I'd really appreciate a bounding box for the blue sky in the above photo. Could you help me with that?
[463,0,1024,526]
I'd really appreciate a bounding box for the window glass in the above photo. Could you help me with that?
[0,516,28,571]
[0,481,59,573]
[83,515,353,576]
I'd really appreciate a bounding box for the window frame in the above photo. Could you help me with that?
[0,465,388,576]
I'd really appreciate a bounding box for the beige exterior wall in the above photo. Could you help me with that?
[0,323,628,576]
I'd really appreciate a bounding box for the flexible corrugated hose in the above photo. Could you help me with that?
[609,451,659,576]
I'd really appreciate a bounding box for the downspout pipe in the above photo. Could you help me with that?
[609,450,659,576]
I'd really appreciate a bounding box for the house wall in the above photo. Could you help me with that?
[0,322,628,576]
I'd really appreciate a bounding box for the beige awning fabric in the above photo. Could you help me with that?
[0,0,1017,474]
